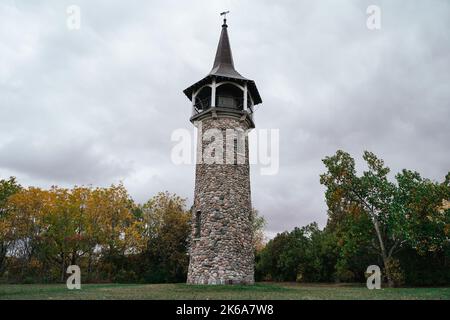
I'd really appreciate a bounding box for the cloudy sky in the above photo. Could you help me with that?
[1,0,449,238]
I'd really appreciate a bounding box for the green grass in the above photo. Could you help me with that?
[0,282,449,300]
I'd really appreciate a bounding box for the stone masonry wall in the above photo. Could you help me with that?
[187,115,254,285]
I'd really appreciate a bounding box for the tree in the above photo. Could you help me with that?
[5,187,52,280]
[392,170,450,254]
[0,177,22,274]
[321,151,399,285]
[87,184,143,281]
[321,150,450,286]
[256,223,338,282]
[37,186,92,282]
[3,183,145,283]
[332,207,377,282]
[139,192,190,283]
[251,208,266,252]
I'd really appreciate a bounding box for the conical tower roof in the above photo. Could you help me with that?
[183,17,262,106]
[209,19,245,79]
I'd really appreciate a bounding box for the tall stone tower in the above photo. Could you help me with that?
[183,16,262,285]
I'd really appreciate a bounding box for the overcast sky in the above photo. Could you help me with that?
[1,0,449,238]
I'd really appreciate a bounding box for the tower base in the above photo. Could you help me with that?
[187,276,254,285]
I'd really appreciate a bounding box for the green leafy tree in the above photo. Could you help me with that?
[321,150,450,286]
[139,192,190,283]
[256,223,338,282]
[392,170,450,254]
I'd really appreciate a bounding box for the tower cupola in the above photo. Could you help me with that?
[183,17,262,128]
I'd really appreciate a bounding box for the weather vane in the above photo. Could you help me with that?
[220,10,230,24]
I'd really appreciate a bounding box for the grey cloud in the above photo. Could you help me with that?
[0,136,132,183]
[0,0,449,237]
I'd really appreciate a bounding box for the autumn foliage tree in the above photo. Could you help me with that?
[137,192,190,283]
[0,177,22,274]
[0,183,139,282]
[0,179,198,284]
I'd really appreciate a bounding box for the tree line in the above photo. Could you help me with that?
[256,151,450,286]
[1,150,449,286]
[0,181,193,283]
[0,179,265,284]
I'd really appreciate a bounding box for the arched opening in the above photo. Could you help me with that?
[194,86,211,113]
[216,83,243,110]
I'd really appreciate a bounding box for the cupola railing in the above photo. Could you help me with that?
[192,95,254,121]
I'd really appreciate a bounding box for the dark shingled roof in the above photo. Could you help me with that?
[209,20,246,79]
[183,19,262,105]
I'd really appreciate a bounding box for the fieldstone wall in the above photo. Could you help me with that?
[187,115,254,285]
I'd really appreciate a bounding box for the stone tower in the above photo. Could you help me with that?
[183,17,262,285]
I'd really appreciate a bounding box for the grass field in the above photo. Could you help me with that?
[1,282,450,300]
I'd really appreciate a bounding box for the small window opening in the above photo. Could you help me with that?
[195,211,201,239]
